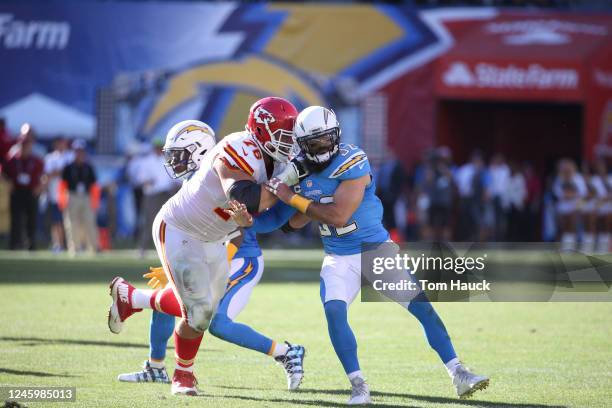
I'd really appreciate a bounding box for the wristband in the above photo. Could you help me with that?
[289,194,312,214]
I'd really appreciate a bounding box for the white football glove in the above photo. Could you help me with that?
[277,156,309,186]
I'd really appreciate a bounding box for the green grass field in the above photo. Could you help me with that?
[0,250,611,408]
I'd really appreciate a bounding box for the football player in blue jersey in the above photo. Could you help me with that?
[116,120,305,390]
[228,106,489,405]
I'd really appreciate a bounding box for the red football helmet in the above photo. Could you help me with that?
[246,96,298,162]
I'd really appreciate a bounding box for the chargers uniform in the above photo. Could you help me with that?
[255,143,389,304]
[253,143,471,394]
[215,229,264,322]
[299,144,389,304]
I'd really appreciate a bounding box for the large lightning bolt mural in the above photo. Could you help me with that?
[140,4,439,140]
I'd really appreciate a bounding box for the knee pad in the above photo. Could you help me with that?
[208,313,231,339]
[186,301,214,332]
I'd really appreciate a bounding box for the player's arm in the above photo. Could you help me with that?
[224,199,305,233]
[213,156,277,213]
[265,175,369,228]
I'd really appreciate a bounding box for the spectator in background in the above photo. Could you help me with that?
[59,140,99,255]
[585,160,610,253]
[423,149,455,241]
[522,162,542,241]
[138,138,179,255]
[125,142,149,240]
[2,127,44,250]
[43,137,74,252]
[489,154,510,241]
[580,162,598,253]
[552,158,586,251]
[0,117,13,166]
[503,161,527,242]
[454,151,491,241]
[375,153,405,240]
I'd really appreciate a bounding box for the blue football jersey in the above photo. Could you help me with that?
[235,228,262,258]
[298,143,389,255]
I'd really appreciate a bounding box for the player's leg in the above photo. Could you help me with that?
[320,254,370,405]
[117,311,175,383]
[209,256,272,353]
[208,255,305,390]
[108,211,195,335]
[158,223,228,396]
[108,275,184,336]
[396,281,488,398]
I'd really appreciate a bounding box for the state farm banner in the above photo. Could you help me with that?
[586,43,612,160]
[436,59,585,101]
[435,13,612,102]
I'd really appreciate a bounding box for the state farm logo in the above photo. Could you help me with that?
[442,62,475,87]
[485,19,607,46]
[0,13,70,50]
[443,62,578,90]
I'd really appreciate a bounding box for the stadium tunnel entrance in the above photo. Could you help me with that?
[436,99,583,175]
[432,12,612,166]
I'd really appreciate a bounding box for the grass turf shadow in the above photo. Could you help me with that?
[217,386,568,408]
[0,367,77,378]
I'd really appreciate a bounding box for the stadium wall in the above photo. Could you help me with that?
[0,4,611,168]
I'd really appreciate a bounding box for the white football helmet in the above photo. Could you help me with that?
[294,106,340,170]
[162,120,216,178]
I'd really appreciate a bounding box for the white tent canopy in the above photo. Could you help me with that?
[0,93,95,140]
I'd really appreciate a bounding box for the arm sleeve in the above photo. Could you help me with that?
[251,201,297,234]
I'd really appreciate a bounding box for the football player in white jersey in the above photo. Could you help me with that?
[115,119,306,390]
[107,97,303,395]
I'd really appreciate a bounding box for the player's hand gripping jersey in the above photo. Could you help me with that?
[160,131,285,242]
[254,143,389,255]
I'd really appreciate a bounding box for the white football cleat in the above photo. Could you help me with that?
[171,369,200,396]
[274,342,305,390]
[117,360,170,383]
[108,277,141,334]
[348,376,371,405]
[452,365,489,399]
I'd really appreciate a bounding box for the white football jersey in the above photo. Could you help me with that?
[159,131,282,242]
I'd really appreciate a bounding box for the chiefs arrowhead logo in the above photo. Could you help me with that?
[254,107,275,125]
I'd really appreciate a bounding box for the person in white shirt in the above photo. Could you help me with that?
[138,139,181,254]
[552,159,587,251]
[454,151,490,241]
[125,142,150,240]
[502,162,526,241]
[43,137,74,252]
[489,154,510,241]
[584,160,611,253]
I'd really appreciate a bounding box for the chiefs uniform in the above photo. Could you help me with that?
[153,131,283,331]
